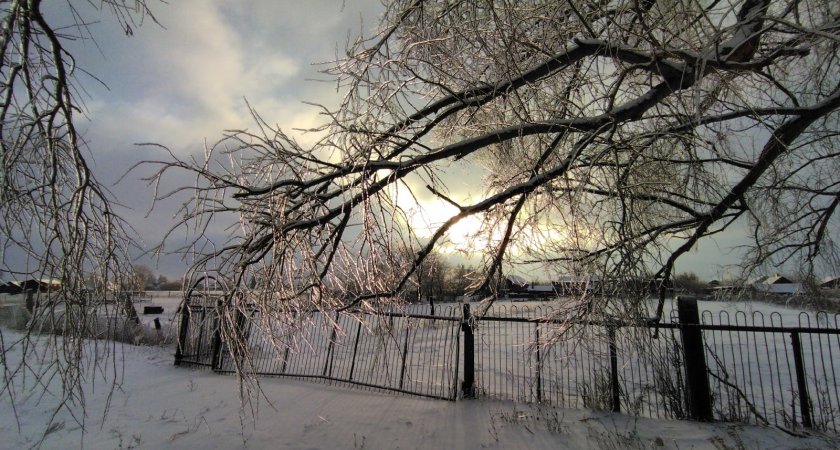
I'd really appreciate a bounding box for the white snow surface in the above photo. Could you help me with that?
[2,293,840,449]
[2,329,838,449]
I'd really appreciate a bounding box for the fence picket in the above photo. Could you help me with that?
[791,332,814,428]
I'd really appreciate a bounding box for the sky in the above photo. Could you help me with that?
[40,0,387,279]
[36,0,757,282]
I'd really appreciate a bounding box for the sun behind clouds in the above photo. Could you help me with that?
[391,184,487,253]
[412,201,487,253]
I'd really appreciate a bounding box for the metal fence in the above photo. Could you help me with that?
[176,301,462,400]
[469,301,840,433]
[697,309,840,431]
[173,291,220,368]
[472,305,685,418]
[175,296,840,433]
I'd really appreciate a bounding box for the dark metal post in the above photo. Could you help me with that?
[235,305,248,342]
[280,303,295,374]
[608,324,621,413]
[348,320,363,381]
[452,312,462,400]
[677,296,713,421]
[790,332,813,428]
[461,304,475,398]
[174,294,191,366]
[399,319,411,389]
[195,309,207,361]
[281,344,291,374]
[535,324,542,403]
[210,299,224,371]
[323,312,340,377]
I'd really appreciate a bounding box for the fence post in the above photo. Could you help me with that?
[790,332,813,428]
[677,296,713,422]
[323,312,340,377]
[608,324,621,413]
[210,299,224,371]
[399,318,411,390]
[461,304,475,398]
[535,324,542,403]
[348,320,363,381]
[281,344,291,374]
[235,300,248,342]
[174,293,191,366]
[25,291,34,313]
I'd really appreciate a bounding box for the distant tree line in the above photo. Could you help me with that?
[130,265,183,291]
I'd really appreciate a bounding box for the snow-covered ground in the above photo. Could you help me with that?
[2,294,840,448]
[2,326,839,449]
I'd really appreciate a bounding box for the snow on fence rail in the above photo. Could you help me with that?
[174,296,840,433]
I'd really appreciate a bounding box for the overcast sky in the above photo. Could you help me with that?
[38,0,754,282]
[40,0,385,278]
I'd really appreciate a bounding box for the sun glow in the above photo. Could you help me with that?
[391,184,488,253]
[390,183,587,258]
[408,201,486,252]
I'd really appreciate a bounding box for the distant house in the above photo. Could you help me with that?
[820,276,840,289]
[705,280,742,297]
[504,276,561,299]
[526,284,556,297]
[503,273,671,298]
[753,274,802,295]
[0,279,61,295]
[504,275,529,294]
[0,282,22,294]
[553,274,601,296]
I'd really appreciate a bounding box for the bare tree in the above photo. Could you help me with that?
[147,0,840,332]
[444,264,475,300]
[1,0,158,439]
[131,264,154,291]
[673,272,707,294]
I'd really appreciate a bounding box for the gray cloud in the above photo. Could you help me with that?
[37,1,751,281]
[43,1,384,277]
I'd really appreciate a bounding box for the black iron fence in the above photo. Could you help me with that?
[175,296,840,433]
[696,308,840,430]
[467,300,840,432]
[176,299,462,400]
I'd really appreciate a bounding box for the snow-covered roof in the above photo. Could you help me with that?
[754,282,802,295]
[763,274,793,284]
[751,274,793,285]
[821,276,840,286]
[554,274,601,283]
[506,275,528,287]
[4,278,62,288]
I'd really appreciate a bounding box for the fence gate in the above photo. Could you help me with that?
[174,291,223,367]
[175,300,463,401]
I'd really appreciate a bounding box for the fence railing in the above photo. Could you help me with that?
[695,308,840,430]
[176,300,462,400]
[465,300,840,432]
[175,296,840,433]
[468,303,690,419]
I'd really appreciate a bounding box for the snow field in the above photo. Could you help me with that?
[1,326,838,449]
